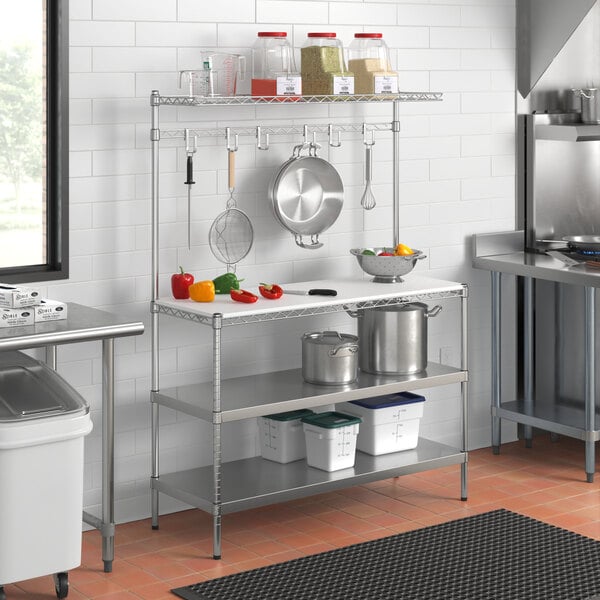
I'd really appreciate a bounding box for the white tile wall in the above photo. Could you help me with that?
[43,0,521,524]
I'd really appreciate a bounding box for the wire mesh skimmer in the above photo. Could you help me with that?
[209,147,254,271]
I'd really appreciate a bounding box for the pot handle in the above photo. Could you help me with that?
[343,305,361,318]
[329,343,359,358]
[426,305,442,318]
[294,233,323,250]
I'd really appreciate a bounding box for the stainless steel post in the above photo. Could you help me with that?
[102,338,115,572]
[460,284,469,501]
[212,313,223,559]
[45,345,57,370]
[523,276,534,446]
[392,100,401,248]
[150,91,161,529]
[584,286,596,483]
[491,271,501,453]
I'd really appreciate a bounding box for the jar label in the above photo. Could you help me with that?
[276,76,302,95]
[333,76,355,95]
[374,75,399,94]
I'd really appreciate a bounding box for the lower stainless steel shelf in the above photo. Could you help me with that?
[154,363,467,423]
[496,401,600,441]
[151,438,466,514]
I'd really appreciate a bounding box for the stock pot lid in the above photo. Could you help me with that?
[370,302,428,313]
[303,331,358,345]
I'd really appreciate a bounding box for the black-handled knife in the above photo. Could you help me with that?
[283,288,337,296]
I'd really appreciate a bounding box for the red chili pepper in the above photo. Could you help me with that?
[171,266,194,299]
[258,283,283,300]
[230,289,258,303]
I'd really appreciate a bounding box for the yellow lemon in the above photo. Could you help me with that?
[395,243,413,256]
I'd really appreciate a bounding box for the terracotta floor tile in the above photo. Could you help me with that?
[11,438,600,599]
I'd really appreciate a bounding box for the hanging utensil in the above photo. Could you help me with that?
[209,142,254,271]
[360,137,376,211]
[184,129,197,249]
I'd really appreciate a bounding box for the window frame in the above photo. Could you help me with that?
[0,0,69,284]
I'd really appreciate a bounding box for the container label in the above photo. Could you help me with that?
[333,76,354,95]
[374,75,399,94]
[276,76,302,96]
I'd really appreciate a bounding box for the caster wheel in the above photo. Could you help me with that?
[0,585,6,600]
[53,572,68,599]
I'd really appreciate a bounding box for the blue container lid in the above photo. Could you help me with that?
[349,391,425,410]
[301,411,362,429]
[264,409,315,422]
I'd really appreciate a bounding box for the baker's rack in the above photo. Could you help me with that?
[149,90,471,562]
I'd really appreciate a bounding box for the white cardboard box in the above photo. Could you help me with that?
[33,300,68,322]
[0,308,35,328]
[0,285,41,309]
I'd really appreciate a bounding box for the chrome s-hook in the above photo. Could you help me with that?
[256,126,270,150]
[362,123,375,146]
[225,127,239,152]
[328,124,341,148]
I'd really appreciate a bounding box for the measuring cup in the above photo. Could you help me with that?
[179,53,246,97]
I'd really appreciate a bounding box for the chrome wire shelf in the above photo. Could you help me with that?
[152,91,443,106]
[154,289,465,327]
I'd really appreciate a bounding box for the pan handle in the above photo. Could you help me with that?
[294,233,323,250]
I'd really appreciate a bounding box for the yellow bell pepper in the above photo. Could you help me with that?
[189,280,215,302]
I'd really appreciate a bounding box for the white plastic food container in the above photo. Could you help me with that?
[338,392,425,455]
[301,411,361,471]
[0,351,92,590]
[258,409,314,463]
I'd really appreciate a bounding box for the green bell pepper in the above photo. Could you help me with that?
[212,272,243,294]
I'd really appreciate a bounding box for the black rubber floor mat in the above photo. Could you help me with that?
[172,509,600,600]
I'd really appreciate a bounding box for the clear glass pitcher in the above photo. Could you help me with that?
[179,52,246,97]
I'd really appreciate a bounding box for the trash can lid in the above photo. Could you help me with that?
[0,351,88,422]
[263,409,314,421]
[301,411,362,429]
[350,391,425,409]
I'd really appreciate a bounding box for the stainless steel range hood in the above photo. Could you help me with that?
[518,0,597,110]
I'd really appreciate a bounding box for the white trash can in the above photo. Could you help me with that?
[0,351,92,599]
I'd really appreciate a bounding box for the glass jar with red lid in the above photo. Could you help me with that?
[251,32,301,97]
[348,33,398,95]
[300,32,354,96]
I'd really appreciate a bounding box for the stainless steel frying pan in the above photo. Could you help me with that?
[269,143,344,249]
[539,235,600,252]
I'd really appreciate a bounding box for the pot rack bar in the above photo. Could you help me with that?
[159,122,393,142]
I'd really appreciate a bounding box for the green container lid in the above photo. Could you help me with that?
[263,409,315,422]
[301,411,362,429]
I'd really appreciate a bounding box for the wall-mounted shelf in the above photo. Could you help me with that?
[535,123,600,141]
[152,91,443,107]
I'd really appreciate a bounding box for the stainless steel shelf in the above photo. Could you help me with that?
[151,438,465,514]
[496,401,600,441]
[153,363,467,423]
[535,123,600,142]
[153,91,443,107]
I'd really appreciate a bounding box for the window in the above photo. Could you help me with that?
[0,0,68,283]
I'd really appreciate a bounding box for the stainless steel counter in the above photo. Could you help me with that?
[473,231,598,482]
[0,303,144,572]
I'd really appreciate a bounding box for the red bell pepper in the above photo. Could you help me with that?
[258,283,283,300]
[230,289,258,303]
[171,266,194,299]
[377,251,394,256]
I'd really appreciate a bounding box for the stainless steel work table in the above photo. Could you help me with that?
[0,303,144,572]
[473,231,599,482]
